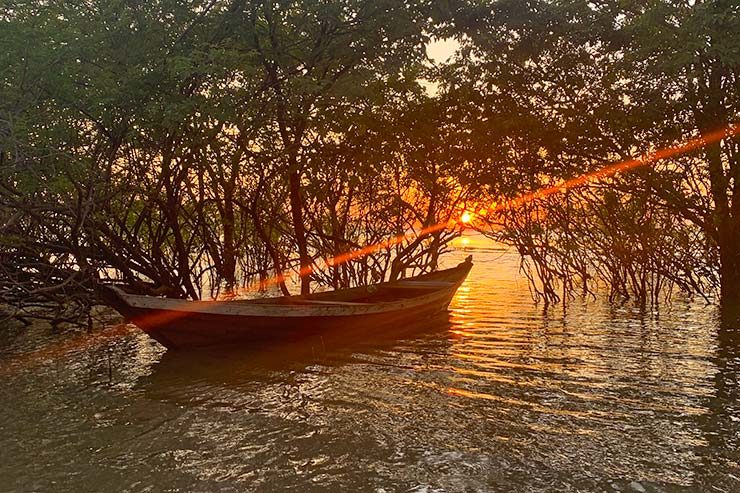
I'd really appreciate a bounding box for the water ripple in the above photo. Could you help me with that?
[0,245,738,492]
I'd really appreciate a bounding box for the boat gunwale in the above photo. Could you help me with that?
[105,258,472,319]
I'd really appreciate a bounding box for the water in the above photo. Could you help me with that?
[1,240,738,492]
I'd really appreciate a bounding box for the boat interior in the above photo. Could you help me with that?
[235,259,470,306]
[106,257,470,308]
[245,280,456,306]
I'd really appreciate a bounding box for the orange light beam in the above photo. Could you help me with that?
[2,124,736,373]
[489,125,739,214]
[0,323,136,377]
[0,222,448,375]
[108,123,740,330]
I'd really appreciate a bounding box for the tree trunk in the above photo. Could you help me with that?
[288,170,311,294]
[696,58,738,306]
[718,229,740,306]
[221,195,237,294]
[703,135,740,306]
[245,197,291,297]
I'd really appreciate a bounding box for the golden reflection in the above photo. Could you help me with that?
[449,329,478,337]
[452,352,539,370]
[527,423,598,436]
[437,244,719,469]
[446,387,629,420]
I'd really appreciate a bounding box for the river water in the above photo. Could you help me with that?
[1,239,738,492]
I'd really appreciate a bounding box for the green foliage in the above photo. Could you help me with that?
[446,0,739,304]
[6,0,735,315]
[0,0,462,315]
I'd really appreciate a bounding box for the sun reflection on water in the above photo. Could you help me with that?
[0,240,737,492]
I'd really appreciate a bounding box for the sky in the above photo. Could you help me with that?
[426,37,460,65]
[421,37,460,94]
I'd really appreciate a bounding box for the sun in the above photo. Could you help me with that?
[460,211,472,224]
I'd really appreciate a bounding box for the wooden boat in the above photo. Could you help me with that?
[101,256,473,349]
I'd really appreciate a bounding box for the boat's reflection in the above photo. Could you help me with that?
[138,313,454,400]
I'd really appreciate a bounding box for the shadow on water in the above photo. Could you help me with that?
[138,313,454,400]
[694,303,740,492]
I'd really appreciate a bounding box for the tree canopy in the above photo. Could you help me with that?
[1,0,738,325]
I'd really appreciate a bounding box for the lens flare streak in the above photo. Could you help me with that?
[2,124,736,372]
[488,125,738,214]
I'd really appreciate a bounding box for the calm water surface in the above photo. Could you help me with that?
[1,242,739,492]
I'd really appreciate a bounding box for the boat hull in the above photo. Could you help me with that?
[120,293,456,348]
[102,257,472,349]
